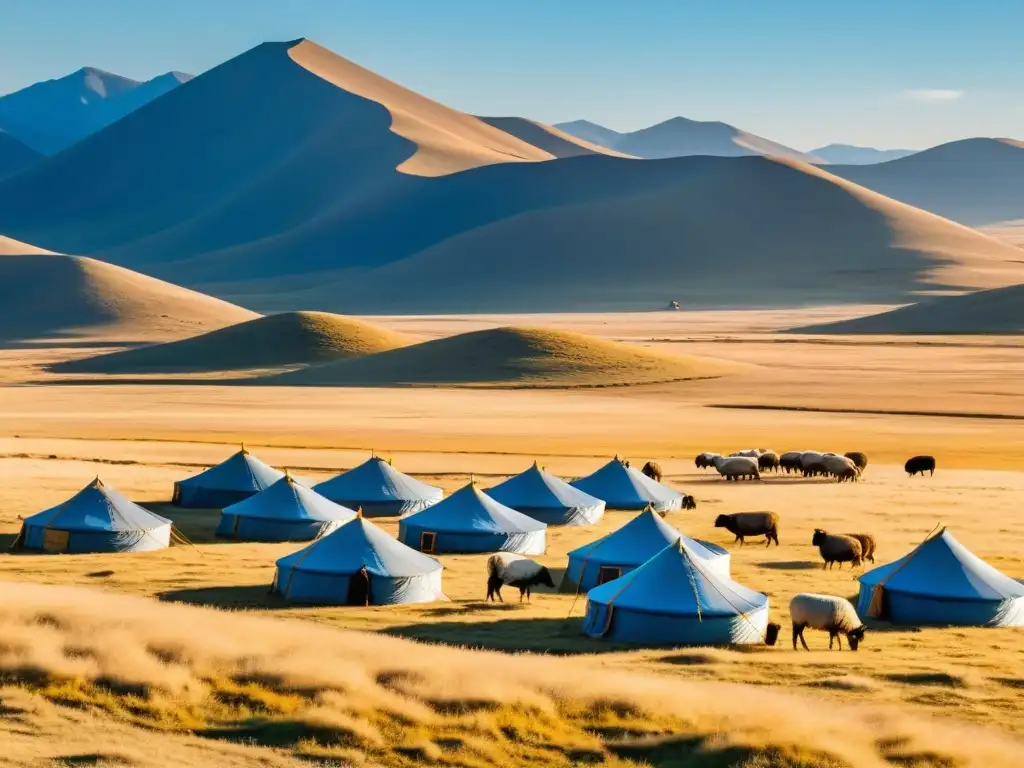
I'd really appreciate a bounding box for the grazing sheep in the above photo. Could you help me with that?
[844,533,876,563]
[681,494,697,510]
[779,451,803,474]
[844,452,868,473]
[694,452,720,470]
[822,454,860,482]
[712,455,761,481]
[790,593,866,651]
[486,553,554,603]
[799,451,825,476]
[802,459,828,478]
[714,512,779,547]
[905,455,936,477]
[757,451,780,473]
[730,449,761,458]
[641,461,663,482]
[811,529,863,569]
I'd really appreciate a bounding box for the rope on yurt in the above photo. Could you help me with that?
[593,563,645,638]
[867,522,943,618]
[279,534,324,599]
[565,504,634,618]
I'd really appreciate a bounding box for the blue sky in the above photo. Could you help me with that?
[1,0,1021,150]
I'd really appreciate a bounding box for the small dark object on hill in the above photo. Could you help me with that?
[844,451,868,472]
[641,461,662,482]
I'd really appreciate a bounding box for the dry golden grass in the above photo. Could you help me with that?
[1,582,1022,767]
[277,326,741,387]
[52,311,415,375]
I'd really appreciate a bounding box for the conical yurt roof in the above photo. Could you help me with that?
[403,483,545,534]
[570,457,682,509]
[313,456,442,504]
[587,538,765,617]
[859,528,1024,601]
[179,447,284,492]
[275,517,442,577]
[487,462,604,511]
[568,508,726,567]
[24,478,170,533]
[223,474,356,522]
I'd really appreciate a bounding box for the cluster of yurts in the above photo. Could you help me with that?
[13,449,1024,642]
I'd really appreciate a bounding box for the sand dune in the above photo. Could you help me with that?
[284,156,1024,313]
[831,138,1024,225]
[812,143,917,165]
[276,326,738,387]
[478,117,632,158]
[791,283,1024,334]
[0,232,51,255]
[0,130,41,178]
[611,116,822,162]
[54,311,413,373]
[0,252,256,342]
[552,119,623,148]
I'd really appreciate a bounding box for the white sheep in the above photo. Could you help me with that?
[712,455,760,481]
[822,454,860,482]
[790,593,866,651]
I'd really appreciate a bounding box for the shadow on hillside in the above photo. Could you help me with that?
[0,339,147,350]
[756,560,820,570]
[159,584,280,610]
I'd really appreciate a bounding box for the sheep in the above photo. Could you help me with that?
[844,533,876,563]
[799,451,825,476]
[822,454,860,482]
[694,452,720,470]
[712,455,760,482]
[486,553,554,603]
[641,461,663,482]
[905,455,936,477]
[714,512,779,547]
[757,451,780,473]
[730,449,761,458]
[779,451,803,474]
[681,494,697,510]
[844,452,868,473]
[811,529,862,569]
[790,593,866,651]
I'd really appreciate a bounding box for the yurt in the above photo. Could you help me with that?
[583,538,769,645]
[13,478,172,554]
[216,473,356,541]
[571,457,683,512]
[562,508,729,592]
[313,456,442,517]
[399,482,546,555]
[173,446,283,508]
[486,461,605,526]
[273,516,444,605]
[857,527,1024,626]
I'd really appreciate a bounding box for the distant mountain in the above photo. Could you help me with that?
[811,144,918,165]
[829,138,1024,225]
[0,129,42,178]
[0,67,194,154]
[556,116,820,163]
[553,120,623,149]
[0,39,1021,314]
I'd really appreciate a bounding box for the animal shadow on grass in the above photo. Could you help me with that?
[384,616,627,655]
[757,560,820,570]
[159,584,281,610]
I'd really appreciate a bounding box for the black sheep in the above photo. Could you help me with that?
[905,455,936,477]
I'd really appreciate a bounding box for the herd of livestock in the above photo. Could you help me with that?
[693,448,937,482]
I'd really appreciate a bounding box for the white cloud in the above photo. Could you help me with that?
[903,89,964,103]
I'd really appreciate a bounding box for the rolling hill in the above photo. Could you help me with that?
[790,283,1024,335]
[829,138,1024,225]
[552,119,623,148]
[0,67,193,154]
[276,326,740,387]
[0,130,42,178]
[54,311,413,373]
[811,143,918,165]
[478,117,631,158]
[0,250,256,342]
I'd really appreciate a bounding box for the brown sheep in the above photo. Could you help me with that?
[844,533,876,563]
[812,529,862,569]
[758,451,780,473]
[844,452,868,473]
[641,461,663,482]
[714,512,779,547]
